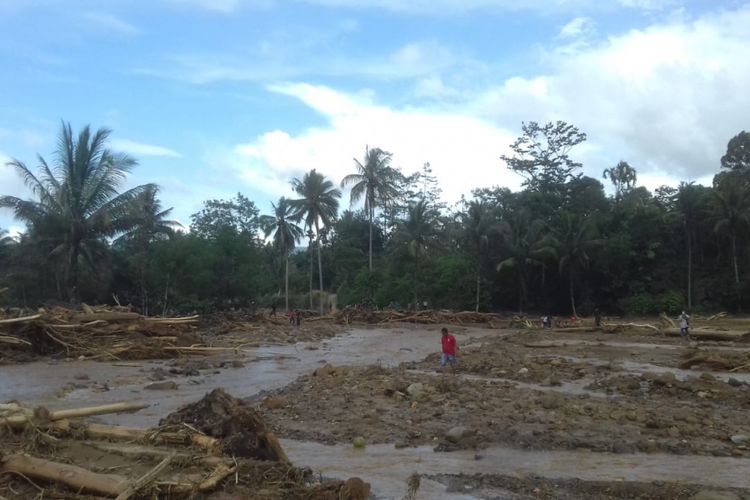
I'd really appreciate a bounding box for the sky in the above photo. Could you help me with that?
[1,0,749,234]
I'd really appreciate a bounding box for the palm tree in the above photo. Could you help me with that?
[290,169,341,312]
[462,201,498,312]
[603,161,637,201]
[713,179,750,285]
[0,228,13,246]
[115,186,181,314]
[261,197,304,312]
[675,182,702,311]
[341,146,400,272]
[555,212,599,317]
[0,121,152,301]
[497,210,556,312]
[394,200,439,307]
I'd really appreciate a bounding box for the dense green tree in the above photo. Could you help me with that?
[393,200,439,306]
[603,161,638,201]
[0,122,152,301]
[290,169,341,311]
[555,213,599,317]
[190,193,260,240]
[675,182,703,311]
[341,146,399,271]
[260,197,304,312]
[461,200,498,312]
[721,131,750,172]
[497,209,556,311]
[501,121,587,192]
[713,176,750,286]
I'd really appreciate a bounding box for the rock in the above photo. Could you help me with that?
[144,381,178,391]
[730,434,749,445]
[406,383,425,398]
[446,426,468,443]
[700,372,716,382]
[231,359,245,368]
[340,477,370,500]
[262,396,287,410]
[728,378,743,387]
[73,374,90,381]
[668,426,680,438]
[690,490,741,500]
[697,391,709,399]
[540,395,561,410]
[352,436,366,448]
[313,363,336,377]
[517,367,529,375]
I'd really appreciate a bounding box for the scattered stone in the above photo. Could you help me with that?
[697,391,709,399]
[262,396,287,410]
[313,363,336,377]
[517,367,529,375]
[406,383,425,398]
[231,359,245,368]
[73,373,89,381]
[144,381,178,391]
[727,378,743,387]
[445,426,469,443]
[730,434,748,445]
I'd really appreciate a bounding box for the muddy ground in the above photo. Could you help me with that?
[2,319,750,498]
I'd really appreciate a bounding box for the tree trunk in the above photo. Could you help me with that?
[570,275,577,318]
[308,233,314,309]
[67,244,80,303]
[475,266,481,313]
[368,205,373,272]
[687,229,693,311]
[315,220,324,313]
[518,270,527,313]
[732,233,740,285]
[284,254,289,312]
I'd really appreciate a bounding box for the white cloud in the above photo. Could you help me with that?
[111,139,182,159]
[82,13,139,35]
[474,6,750,183]
[559,16,595,39]
[225,83,520,204]
[140,40,465,84]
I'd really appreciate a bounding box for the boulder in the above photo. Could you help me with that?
[445,426,469,443]
[730,434,748,445]
[406,383,425,398]
[144,381,178,391]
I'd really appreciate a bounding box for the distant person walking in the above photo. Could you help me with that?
[679,310,690,339]
[440,327,457,373]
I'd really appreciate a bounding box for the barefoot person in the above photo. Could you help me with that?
[440,327,458,372]
[679,310,690,340]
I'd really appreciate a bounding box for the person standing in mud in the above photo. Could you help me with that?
[679,310,690,339]
[440,327,457,373]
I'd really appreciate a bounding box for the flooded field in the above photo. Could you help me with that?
[2,322,750,499]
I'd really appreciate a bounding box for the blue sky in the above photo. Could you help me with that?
[1,0,748,234]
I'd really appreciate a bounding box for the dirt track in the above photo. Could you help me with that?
[2,320,750,498]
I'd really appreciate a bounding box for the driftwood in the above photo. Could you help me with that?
[1,453,129,496]
[115,453,175,500]
[664,328,750,341]
[1,402,149,429]
[0,314,42,325]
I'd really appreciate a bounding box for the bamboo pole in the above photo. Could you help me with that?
[1,453,129,497]
[0,314,41,324]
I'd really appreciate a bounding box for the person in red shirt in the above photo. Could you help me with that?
[440,327,457,372]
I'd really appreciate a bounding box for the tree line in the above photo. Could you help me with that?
[1,121,749,316]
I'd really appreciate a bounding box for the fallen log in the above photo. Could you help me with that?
[1,453,129,497]
[0,335,31,346]
[82,423,221,453]
[70,312,141,323]
[1,402,149,428]
[0,314,41,325]
[663,328,750,341]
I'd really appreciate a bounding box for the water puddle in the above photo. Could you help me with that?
[283,439,750,499]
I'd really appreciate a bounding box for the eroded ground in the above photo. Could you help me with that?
[2,320,750,499]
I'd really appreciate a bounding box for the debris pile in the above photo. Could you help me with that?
[0,304,203,361]
[309,309,505,326]
[0,390,369,499]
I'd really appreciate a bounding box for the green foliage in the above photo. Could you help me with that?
[624,290,684,316]
[190,193,260,239]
